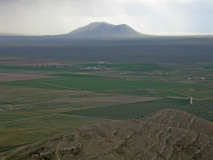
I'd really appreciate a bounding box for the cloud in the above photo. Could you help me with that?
[118,0,213,34]
[0,0,124,35]
[118,0,200,4]
[0,0,212,35]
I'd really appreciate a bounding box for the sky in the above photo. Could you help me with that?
[0,0,212,35]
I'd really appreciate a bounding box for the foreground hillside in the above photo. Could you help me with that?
[4,109,213,160]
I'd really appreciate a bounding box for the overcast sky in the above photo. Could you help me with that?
[0,0,212,35]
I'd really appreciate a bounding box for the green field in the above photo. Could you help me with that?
[63,99,213,121]
[0,76,170,91]
[1,73,211,100]
[0,114,97,153]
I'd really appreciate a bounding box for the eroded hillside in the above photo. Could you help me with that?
[3,109,213,160]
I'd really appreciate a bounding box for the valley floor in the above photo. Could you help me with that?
[0,57,212,158]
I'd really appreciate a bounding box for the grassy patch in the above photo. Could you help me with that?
[63,99,213,121]
[203,65,213,70]
[0,77,168,91]
[0,74,210,99]
[0,114,97,152]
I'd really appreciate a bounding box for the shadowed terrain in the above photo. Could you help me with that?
[3,109,213,160]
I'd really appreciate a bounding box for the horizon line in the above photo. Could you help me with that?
[0,21,212,37]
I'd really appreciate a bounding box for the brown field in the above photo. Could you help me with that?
[51,95,160,103]
[0,73,48,82]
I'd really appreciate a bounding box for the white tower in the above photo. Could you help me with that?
[190,97,193,105]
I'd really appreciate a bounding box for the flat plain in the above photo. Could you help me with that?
[0,57,212,158]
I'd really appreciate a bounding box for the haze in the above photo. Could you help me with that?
[0,0,212,35]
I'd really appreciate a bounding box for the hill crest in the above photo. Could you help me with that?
[65,22,144,39]
[3,109,213,160]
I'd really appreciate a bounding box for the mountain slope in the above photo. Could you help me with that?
[3,109,213,160]
[65,22,144,39]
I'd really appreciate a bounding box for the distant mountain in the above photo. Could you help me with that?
[64,22,145,39]
[4,109,213,160]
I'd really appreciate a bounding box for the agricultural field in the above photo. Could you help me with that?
[0,57,213,157]
[64,99,213,121]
